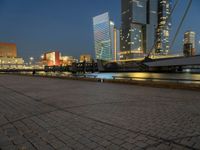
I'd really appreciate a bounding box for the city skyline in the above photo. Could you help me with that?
[0,0,200,60]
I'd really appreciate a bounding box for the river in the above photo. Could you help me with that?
[87,72,200,84]
[33,71,200,84]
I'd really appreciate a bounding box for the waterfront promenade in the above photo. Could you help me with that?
[0,75,200,150]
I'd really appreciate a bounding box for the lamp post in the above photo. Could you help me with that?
[29,57,34,67]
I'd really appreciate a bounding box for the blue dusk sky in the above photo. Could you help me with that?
[0,0,200,60]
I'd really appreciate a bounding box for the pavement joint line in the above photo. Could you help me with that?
[1,81,194,110]
[3,73,200,92]
[54,100,146,110]
[170,134,200,141]
[63,109,197,150]
[29,115,69,150]
[56,97,196,110]
[0,83,199,150]
[0,115,38,149]
[3,114,53,150]
[2,74,199,102]
[0,108,60,128]
[143,140,197,150]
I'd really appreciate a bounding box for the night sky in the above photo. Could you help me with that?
[0,0,200,61]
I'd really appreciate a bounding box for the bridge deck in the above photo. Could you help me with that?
[145,55,200,67]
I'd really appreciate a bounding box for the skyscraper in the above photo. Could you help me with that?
[156,0,171,55]
[93,12,120,61]
[183,31,196,57]
[114,27,120,61]
[120,0,171,59]
[120,0,158,59]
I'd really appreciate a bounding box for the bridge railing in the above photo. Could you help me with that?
[112,76,200,84]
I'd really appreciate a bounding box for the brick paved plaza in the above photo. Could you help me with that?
[0,75,200,150]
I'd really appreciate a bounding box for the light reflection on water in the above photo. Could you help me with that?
[89,72,200,81]
[35,71,200,84]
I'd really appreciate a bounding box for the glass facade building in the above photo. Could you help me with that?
[93,12,120,61]
[121,0,158,59]
[156,0,171,55]
[120,0,171,59]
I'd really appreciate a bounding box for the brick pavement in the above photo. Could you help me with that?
[0,75,200,150]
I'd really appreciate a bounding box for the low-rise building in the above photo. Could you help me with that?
[80,54,92,63]
[42,51,61,66]
[60,56,76,66]
[0,57,24,69]
[0,42,17,57]
[0,42,24,69]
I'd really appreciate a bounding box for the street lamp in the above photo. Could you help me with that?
[30,57,34,61]
[41,55,44,60]
[29,57,34,66]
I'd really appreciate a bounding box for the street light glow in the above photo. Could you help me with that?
[30,57,34,61]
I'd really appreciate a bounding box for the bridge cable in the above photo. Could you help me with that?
[170,0,193,49]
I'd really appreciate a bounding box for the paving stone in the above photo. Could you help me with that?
[0,145,17,150]
[48,138,66,149]
[0,135,11,147]
[12,136,27,145]
[121,142,134,150]
[17,142,36,150]
[0,75,200,150]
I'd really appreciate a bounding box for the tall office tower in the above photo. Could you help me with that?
[183,31,196,57]
[120,0,158,59]
[93,12,120,61]
[110,21,120,61]
[156,0,171,55]
[114,27,120,61]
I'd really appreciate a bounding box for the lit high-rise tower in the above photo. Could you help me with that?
[156,0,171,55]
[120,0,171,59]
[120,0,158,59]
[121,0,147,59]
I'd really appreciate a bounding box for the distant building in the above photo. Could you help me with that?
[183,31,196,57]
[120,0,171,59]
[42,51,61,66]
[156,0,171,55]
[120,0,158,59]
[0,57,24,69]
[93,12,120,61]
[80,54,92,63]
[60,56,76,66]
[0,42,17,57]
[113,27,120,61]
[0,42,24,69]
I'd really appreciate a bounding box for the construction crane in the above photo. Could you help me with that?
[145,0,193,60]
